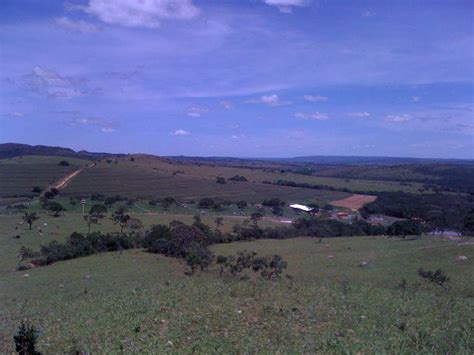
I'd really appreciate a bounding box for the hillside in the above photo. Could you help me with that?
[0,143,122,160]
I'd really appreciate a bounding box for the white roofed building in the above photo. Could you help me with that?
[289,204,314,213]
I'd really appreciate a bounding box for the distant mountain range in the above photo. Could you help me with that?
[1,143,472,165]
[0,143,123,160]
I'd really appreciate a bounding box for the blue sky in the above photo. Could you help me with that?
[1,0,473,158]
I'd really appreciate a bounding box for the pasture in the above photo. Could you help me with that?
[0,223,472,353]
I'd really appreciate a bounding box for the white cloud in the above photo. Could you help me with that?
[3,111,24,118]
[412,96,421,102]
[246,94,291,106]
[54,17,100,33]
[21,66,88,99]
[303,94,328,102]
[74,0,200,29]
[347,111,371,118]
[100,127,115,133]
[172,129,190,136]
[75,116,116,132]
[362,10,375,17]
[187,106,209,117]
[220,100,234,109]
[231,134,246,140]
[385,114,412,123]
[263,0,307,13]
[228,123,240,129]
[294,112,329,120]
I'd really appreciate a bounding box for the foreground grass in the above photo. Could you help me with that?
[1,233,473,353]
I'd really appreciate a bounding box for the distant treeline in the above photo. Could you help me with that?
[361,191,474,232]
[279,163,474,195]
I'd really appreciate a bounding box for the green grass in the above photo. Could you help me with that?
[1,211,473,353]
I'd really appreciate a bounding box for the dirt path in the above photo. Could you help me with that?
[330,194,377,211]
[51,163,96,191]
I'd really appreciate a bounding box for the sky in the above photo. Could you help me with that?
[0,0,473,158]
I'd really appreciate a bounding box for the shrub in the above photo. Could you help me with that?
[262,198,285,208]
[228,175,248,182]
[14,322,41,355]
[89,204,107,214]
[58,160,70,166]
[198,198,215,209]
[216,177,226,184]
[418,268,449,290]
[217,251,287,279]
[31,186,42,193]
[185,244,214,274]
[236,200,247,209]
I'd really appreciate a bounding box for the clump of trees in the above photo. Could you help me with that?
[387,220,424,239]
[362,191,474,232]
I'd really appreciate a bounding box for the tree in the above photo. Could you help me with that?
[13,322,41,355]
[463,209,474,234]
[262,198,285,208]
[111,208,130,233]
[387,220,422,239]
[22,212,39,230]
[46,202,66,217]
[161,197,176,210]
[198,198,215,209]
[83,212,104,234]
[89,204,108,215]
[236,200,247,209]
[215,217,224,231]
[127,217,144,231]
[58,160,70,166]
[272,205,283,216]
[31,186,42,193]
[250,212,263,227]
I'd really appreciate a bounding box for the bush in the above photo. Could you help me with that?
[14,322,41,355]
[418,268,449,290]
[89,204,108,214]
[228,175,248,182]
[216,177,226,184]
[31,186,42,193]
[217,250,287,279]
[262,198,285,208]
[58,160,70,166]
[236,200,247,209]
[198,198,215,209]
[185,244,214,274]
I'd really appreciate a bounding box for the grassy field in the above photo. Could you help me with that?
[59,157,350,205]
[0,210,473,353]
[0,156,89,199]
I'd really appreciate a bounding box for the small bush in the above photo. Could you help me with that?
[58,160,70,166]
[418,268,449,290]
[14,322,41,355]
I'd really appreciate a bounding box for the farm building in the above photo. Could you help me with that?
[289,204,314,213]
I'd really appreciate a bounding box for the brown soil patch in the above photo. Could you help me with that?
[330,194,377,210]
